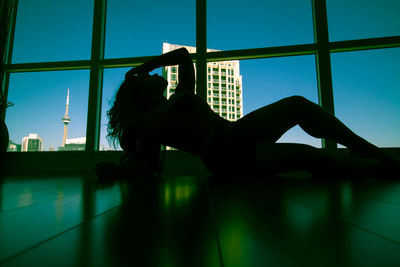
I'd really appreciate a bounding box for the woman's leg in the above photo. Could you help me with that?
[254,142,383,177]
[236,95,391,162]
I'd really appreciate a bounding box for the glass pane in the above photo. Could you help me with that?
[327,0,400,41]
[105,0,195,58]
[331,48,400,147]
[6,70,89,151]
[238,56,320,147]
[12,0,94,63]
[208,0,314,51]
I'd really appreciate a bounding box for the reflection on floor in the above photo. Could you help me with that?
[1,170,400,266]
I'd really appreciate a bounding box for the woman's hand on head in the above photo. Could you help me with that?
[125,65,149,79]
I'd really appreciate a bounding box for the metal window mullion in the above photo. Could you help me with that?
[330,36,400,53]
[205,44,317,61]
[4,0,18,66]
[4,35,400,73]
[312,0,336,151]
[86,0,107,152]
[196,0,207,99]
[1,0,19,120]
[4,60,91,72]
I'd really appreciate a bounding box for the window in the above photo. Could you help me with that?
[208,0,314,50]
[331,48,400,147]
[327,0,400,41]
[12,0,94,63]
[105,0,195,58]
[239,57,321,147]
[3,0,400,154]
[6,71,89,151]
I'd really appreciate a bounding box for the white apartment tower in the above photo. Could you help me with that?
[21,133,43,152]
[162,43,243,121]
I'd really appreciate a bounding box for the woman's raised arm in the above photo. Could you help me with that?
[126,48,195,93]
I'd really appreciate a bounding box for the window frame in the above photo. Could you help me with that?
[2,0,400,154]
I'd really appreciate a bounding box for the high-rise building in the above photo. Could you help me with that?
[62,88,71,147]
[162,43,243,121]
[21,133,43,152]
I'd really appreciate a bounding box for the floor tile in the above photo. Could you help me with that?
[209,178,400,266]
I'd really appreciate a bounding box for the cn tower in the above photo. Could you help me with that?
[62,88,71,147]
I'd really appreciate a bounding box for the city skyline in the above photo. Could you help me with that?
[7,48,400,151]
[7,87,87,151]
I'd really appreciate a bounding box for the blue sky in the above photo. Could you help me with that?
[5,0,400,150]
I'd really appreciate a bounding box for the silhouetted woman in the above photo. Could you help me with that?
[101,48,398,178]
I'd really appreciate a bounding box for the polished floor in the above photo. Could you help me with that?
[1,170,400,266]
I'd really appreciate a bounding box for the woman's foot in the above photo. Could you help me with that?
[349,148,400,168]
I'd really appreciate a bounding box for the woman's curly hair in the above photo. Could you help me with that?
[107,80,130,145]
[106,75,165,166]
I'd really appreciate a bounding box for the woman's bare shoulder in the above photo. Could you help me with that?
[166,91,197,109]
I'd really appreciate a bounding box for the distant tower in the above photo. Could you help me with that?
[62,88,71,147]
